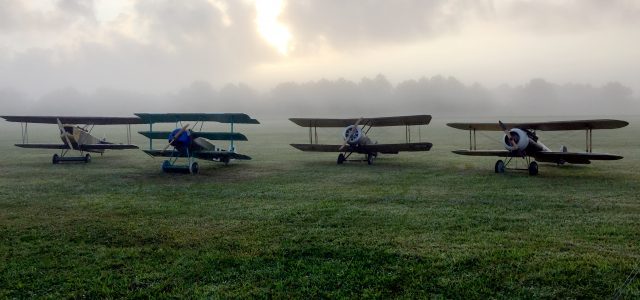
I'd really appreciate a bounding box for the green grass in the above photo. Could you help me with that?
[0,118,639,298]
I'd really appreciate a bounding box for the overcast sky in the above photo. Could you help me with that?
[0,0,639,112]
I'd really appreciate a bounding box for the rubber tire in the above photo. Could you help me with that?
[495,160,505,173]
[84,154,91,163]
[528,161,539,176]
[189,162,199,175]
[367,154,374,165]
[221,156,230,165]
[52,154,60,164]
[161,160,171,173]
[337,153,345,164]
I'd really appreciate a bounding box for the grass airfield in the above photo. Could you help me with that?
[0,117,639,298]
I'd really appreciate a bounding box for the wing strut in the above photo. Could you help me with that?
[468,128,477,150]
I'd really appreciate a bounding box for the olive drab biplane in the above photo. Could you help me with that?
[1,115,141,163]
[447,119,629,175]
[289,115,433,165]
[136,113,259,174]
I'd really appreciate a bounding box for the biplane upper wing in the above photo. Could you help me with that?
[289,115,432,127]
[447,119,628,131]
[1,116,144,125]
[135,113,259,124]
[291,142,433,154]
[142,150,251,160]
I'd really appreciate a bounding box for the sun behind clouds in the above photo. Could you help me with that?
[254,0,292,55]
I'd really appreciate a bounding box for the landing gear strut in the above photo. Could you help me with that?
[528,161,539,176]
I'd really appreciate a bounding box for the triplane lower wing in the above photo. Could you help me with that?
[289,115,433,165]
[447,119,628,175]
[136,113,259,174]
[1,115,141,163]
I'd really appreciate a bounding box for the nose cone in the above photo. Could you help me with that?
[169,128,192,146]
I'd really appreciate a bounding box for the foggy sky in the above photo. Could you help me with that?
[0,0,639,116]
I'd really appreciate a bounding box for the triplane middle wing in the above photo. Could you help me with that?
[1,115,142,163]
[290,115,433,165]
[136,113,259,174]
[447,119,628,175]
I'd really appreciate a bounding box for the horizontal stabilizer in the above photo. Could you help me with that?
[290,115,431,128]
[135,113,259,124]
[447,119,628,131]
[138,131,248,141]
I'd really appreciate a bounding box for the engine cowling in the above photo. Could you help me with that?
[342,125,364,145]
[169,128,192,148]
[503,128,529,151]
[503,128,547,152]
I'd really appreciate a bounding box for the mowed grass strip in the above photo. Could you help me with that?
[0,119,638,298]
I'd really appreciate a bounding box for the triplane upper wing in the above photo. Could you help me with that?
[1,115,141,163]
[289,115,433,165]
[135,113,259,174]
[447,119,629,175]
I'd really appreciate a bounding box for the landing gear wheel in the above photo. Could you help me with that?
[367,154,374,165]
[528,161,539,176]
[494,160,505,173]
[52,154,60,164]
[84,154,91,163]
[337,153,345,165]
[161,160,171,173]
[221,156,230,166]
[189,161,199,175]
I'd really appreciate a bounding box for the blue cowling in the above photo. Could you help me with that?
[168,128,192,149]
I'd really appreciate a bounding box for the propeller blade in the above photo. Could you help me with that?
[499,120,518,149]
[162,124,190,152]
[339,117,363,151]
[57,118,73,149]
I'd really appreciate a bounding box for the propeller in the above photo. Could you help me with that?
[162,123,190,152]
[56,118,73,149]
[339,117,363,151]
[499,120,518,150]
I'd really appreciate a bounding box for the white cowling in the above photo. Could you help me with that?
[342,125,364,145]
[502,128,530,151]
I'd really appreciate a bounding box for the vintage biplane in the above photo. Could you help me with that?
[289,115,433,165]
[1,115,141,163]
[136,113,259,174]
[447,119,629,175]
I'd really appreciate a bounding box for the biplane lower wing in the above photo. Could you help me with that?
[15,143,67,149]
[533,152,623,164]
[452,150,511,156]
[291,142,433,154]
[143,150,251,160]
[452,150,623,164]
[14,143,137,150]
[79,144,139,150]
